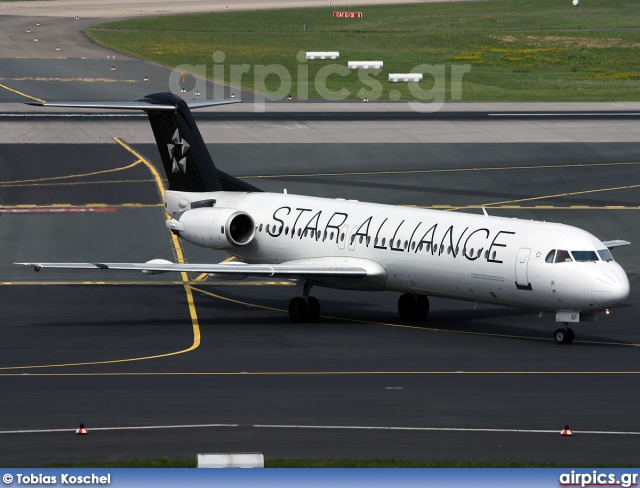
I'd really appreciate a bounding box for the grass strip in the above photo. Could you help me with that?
[86,0,640,102]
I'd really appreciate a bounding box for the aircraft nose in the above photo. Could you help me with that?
[592,267,630,306]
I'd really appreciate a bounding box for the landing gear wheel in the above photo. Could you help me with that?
[307,296,320,323]
[415,294,430,319]
[289,297,309,323]
[554,328,574,345]
[398,294,430,319]
[398,293,416,319]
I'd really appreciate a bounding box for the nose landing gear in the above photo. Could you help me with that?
[554,325,575,345]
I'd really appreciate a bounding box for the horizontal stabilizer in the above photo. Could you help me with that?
[25,99,241,111]
[26,92,255,193]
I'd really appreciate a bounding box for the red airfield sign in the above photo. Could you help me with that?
[333,11,363,18]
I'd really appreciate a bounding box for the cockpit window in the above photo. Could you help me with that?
[545,250,556,263]
[597,249,614,262]
[571,251,599,262]
[555,250,573,263]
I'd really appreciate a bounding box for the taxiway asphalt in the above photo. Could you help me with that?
[1,137,640,465]
[1,4,639,467]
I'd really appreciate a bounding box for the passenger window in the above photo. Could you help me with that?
[545,250,555,263]
[555,250,573,263]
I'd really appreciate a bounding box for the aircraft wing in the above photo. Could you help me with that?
[15,260,368,280]
[602,240,631,249]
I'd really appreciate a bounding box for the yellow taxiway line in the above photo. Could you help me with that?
[4,139,638,373]
[0,83,45,103]
[190,286,640,348]
[239,160,640,180]
[114,137,201,351]
[2,371,640,377]
[0,138,203,371]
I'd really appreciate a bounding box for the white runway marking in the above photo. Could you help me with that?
[1,423,639,436]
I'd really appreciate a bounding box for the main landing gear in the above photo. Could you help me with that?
[554,325,575,345]
[288,280,320,323]
[288,287,432,323]
[398,293,430,320]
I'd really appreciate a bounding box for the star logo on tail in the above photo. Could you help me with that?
[167,128,190,173]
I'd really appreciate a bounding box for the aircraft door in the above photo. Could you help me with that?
[337,225,348,250]
[348,227,357,251]
[515,247,532,290]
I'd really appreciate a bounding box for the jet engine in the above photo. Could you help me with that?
[166,207,255,249]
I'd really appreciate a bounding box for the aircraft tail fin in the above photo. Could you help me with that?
[26,92,261,193]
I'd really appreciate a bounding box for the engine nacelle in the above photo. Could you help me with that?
[167,207,255,249]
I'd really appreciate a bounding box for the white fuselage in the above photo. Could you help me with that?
[166,190,630,315]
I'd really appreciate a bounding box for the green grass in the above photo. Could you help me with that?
[86,0,640,102]
[18,458,640,468]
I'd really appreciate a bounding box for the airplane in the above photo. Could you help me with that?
[18,92,630,345]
